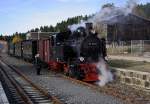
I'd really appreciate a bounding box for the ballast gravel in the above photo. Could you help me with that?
[1,54,129,104]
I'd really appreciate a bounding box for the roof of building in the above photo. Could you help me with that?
[101,13,150,25]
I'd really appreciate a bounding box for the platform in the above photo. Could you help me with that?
[0,82,9,104]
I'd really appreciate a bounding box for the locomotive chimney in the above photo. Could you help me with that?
[86,22,93,36]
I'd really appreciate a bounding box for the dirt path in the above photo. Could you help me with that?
[109,55,150,62]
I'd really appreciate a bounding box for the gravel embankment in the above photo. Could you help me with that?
[1,54,150,104]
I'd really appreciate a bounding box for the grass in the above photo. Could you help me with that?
[108,59,150,73]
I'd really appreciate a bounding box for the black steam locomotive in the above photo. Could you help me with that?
[48,23,106,81]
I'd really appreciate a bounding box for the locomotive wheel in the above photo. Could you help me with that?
[68,69,85,80]
[76,70,85,80]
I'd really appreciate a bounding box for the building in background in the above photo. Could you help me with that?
[94,14,150,42]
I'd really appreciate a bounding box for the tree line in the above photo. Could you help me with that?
[135,3,150,19]
[29,15,89,32]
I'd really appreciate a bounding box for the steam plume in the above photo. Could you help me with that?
[68,0,138,32]
[95,58,113,86]
[68,20,86,32]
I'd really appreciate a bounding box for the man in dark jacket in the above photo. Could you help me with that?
[35,54,42,75]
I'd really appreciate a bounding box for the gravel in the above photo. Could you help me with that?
[1,54,149,104]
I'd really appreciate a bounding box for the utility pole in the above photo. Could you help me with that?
[38,30,41,40]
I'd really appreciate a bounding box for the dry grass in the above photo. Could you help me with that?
[108,59,150,73]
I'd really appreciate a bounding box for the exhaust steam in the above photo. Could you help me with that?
[95,58,113,86]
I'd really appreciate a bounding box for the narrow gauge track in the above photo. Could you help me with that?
[0,59,63,104]
[1,55,150,104]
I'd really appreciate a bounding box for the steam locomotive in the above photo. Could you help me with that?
[8,23,107,82]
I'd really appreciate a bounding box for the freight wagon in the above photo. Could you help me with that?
[22,40,38,62]
[8,40,38,62]
[8,42,15,55]
[14,42,22,58]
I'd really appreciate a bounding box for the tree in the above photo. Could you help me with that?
[49,25,55,32]
[35,28,40,32]
[0,34,3,40]
[12,33,22,44]
[133,3,150,19]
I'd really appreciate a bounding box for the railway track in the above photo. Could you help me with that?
[1,54,150,104]
[0,59,63,104]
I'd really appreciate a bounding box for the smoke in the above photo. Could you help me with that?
[90,0,138,22]
[68,20,86,32]
[126,0,138,14]
[68,0,138,32]
[95,58,113,86]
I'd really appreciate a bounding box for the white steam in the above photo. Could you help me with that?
[96,58,113,86]
[126,0,138,14]
[68,0,138,32]
[68,20,86,32]
[90,0,138,24]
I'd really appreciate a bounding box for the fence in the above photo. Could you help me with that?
[107,40,150,57]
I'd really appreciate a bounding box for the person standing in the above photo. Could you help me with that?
[35,54,42,75]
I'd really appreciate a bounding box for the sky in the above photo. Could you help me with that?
[0,0,149,35]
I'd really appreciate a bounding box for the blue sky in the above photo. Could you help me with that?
[0,0,149,35]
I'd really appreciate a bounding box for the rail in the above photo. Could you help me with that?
[0,59,63,104]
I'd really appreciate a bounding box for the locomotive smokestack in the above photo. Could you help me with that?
[86,22,93,36]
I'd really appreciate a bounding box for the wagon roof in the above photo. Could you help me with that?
[27,32,59,40]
